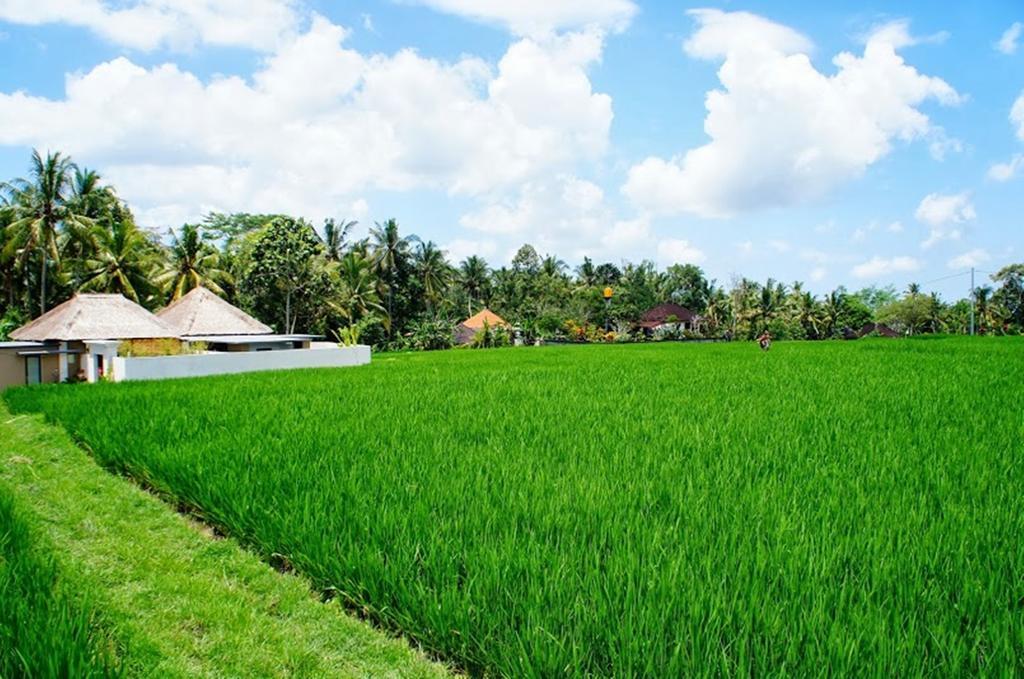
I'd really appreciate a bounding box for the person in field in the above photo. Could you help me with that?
[757,330,771,351]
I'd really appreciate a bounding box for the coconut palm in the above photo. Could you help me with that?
[458,255,489,317]
[413,240,450,316]
[370,218,416,335]
[158,223,231,301]
[1,150,93,314]
[320,217,357,261]
[78,219,159,305]
[334,251,383,323]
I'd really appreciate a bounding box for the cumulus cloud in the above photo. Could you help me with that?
[988,154,1023,182]
[657,239,706,267]
[852,256,921,279]
[996,22,1022,55]
[948,249,990,269]
[406,0,637,36]
[1013,91,1024,141]
[0,0,302,51]
[915,192,974,248]
[622,11,962,218]
[0,17,613,228]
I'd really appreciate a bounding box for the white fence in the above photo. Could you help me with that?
[111,345,370,382]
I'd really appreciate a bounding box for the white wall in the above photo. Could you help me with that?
[111,345,370,382]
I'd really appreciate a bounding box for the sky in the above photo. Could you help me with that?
[0,1,1021,300]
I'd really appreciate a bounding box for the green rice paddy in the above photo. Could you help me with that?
[6,338,1024,676]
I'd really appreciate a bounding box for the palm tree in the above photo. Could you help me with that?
[79,219,159,305]
[320,217,357,261]
[459,255,489,317]
[334,251,383,324]
[413,241,450,316]
[370,218,416,336]
[973,286,998,333]
[157,223,231,301]
[906,282,921,297]
[2,150,93,314]
[541,255,567,278]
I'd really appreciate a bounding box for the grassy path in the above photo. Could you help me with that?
[0,404,448,678]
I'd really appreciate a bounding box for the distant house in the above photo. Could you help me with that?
[636,303,700,335]
[157,286,317,352]
[0,294,178,388]
[855,323,901,338]
[455,308,510,345]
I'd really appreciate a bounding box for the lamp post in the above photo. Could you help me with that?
[603,287,613,333]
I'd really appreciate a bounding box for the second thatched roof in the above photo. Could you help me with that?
[157,286,272,337]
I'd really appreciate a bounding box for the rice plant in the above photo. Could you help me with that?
[7,338,1023,676]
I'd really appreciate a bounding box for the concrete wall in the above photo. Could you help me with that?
[111,345,370,382]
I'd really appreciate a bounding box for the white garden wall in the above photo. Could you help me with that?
[111,345,370,382]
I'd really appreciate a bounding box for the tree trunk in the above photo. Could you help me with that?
[40,248,47,316]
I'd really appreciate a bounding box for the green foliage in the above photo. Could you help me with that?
[404,318,455,351]
[8,339,1024,676]
[238,216,336,334]
[0,487,120,678]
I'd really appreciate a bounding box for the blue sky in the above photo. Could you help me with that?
[0,1,1021,300]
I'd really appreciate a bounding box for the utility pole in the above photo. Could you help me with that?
[969,267,975,337]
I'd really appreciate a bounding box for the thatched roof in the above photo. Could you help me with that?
[637,303,698,328]
[158,286,272,337]
[10,294,177,341]
[460,308,509,330]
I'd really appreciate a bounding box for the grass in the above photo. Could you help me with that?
[6,338,1024,676]
[0,484,120,677]
[0,405,447,678]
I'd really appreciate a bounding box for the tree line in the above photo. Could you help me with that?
[2,150,1022,349]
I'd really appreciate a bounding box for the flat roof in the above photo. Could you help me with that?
[185,334,321,344]
[0,341,46,350]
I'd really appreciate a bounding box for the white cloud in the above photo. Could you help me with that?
[0,17,613,229]
[458,175,650,260]
[988,154,1023,182]
[737,240,754,255]
[407,0,637,36]
[623,11,962,218]
[852,256,921,279]
[810,267,827,282]
[444,238,498,264]
[0,0,302,52]
[1012,91,1024,141]
[887,220,904,232]
[996,22,1022,55]
[768,239,791,253]
[948,249,990,269]
[657,239,706,267]
[915,192,974,248]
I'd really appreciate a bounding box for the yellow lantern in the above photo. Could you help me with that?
[603,287,613,300]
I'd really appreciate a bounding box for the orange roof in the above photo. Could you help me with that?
[460,308,509,330]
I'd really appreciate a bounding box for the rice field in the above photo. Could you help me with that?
[6,338,1024,676]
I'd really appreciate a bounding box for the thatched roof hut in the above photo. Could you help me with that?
[455,308,510,345]
[158,286,272,337]
[10,294,176,342]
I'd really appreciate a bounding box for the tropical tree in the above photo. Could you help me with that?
[370,218,416,336]
[334,251,383,323]
[320,217,357,261]
[458,255,490,317]
[413,240,451,316]
[1,150,93,314]
[78,219,160,305]
[158,223,231,301]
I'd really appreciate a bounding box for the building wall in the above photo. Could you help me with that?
[112,345,371,382]
[0,351,24,389]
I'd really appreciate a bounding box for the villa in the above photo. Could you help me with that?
[0,289,369,389]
